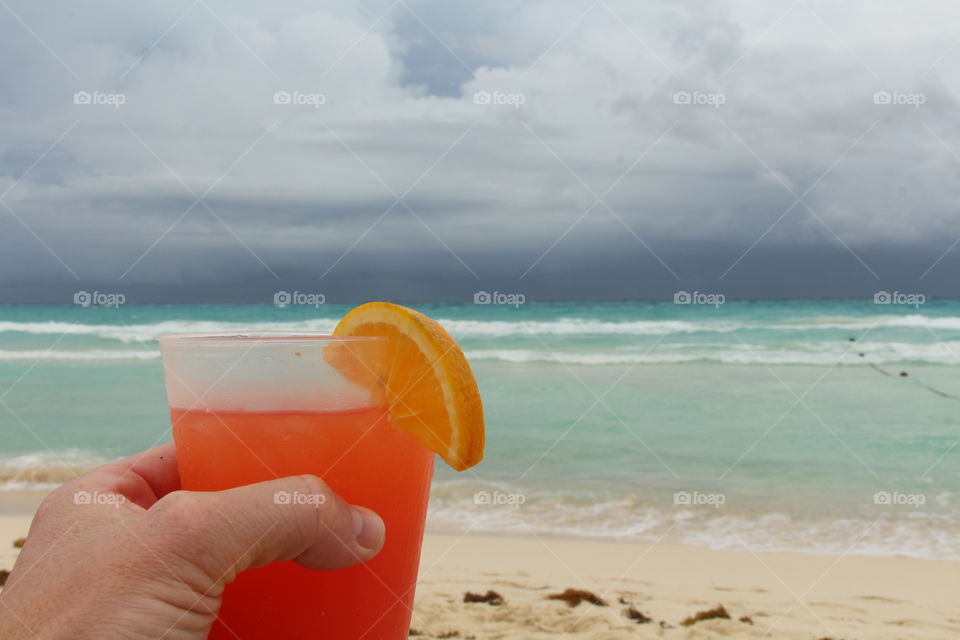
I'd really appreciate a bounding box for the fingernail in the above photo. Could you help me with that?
[351,506,385,551]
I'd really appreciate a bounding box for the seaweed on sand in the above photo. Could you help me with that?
[680,604,731,626]
[463,590,504,605]
[546,588,608,607]
[624,607,652,623]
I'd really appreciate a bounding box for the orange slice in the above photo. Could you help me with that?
[331,302,484,471]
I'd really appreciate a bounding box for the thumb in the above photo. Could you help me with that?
[146,475,385,585]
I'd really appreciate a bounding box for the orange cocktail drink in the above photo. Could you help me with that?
[159,333,434,639]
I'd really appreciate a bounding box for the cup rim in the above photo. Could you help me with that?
[157,331,384,345]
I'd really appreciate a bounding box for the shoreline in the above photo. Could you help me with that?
[426,523,959,563]
[1,492,956,638]
[1,494,957,637]
[1,488,957,563]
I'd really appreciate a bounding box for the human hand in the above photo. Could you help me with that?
[0,442,385,639]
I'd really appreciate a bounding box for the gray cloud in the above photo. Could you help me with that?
[1,0,960,302]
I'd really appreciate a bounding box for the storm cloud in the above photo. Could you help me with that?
[1,0,959,302]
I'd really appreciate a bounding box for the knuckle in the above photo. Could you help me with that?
[35,481,82,521]
[32,490,63,524]
[291,474,333,501]
[149,491,209,542]
[286,474,350,535]
[140,491,221,589]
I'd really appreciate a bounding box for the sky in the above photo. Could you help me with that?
[1,0,959,303]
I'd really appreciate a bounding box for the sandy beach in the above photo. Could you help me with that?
[0,492,44,578]
[1,491,957,639]
[414,534,960,638]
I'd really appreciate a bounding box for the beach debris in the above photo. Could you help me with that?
[408,629,422,636]
[618,596,628,605]
[12,537,25,549]
[546,588,608,607]
[0,570,9,586]
[623,606,652,624]
[463,590,504,606]
[437,632,459,639]
[659,621,674,629]
[739,615,754,624]
[681,604,731,626]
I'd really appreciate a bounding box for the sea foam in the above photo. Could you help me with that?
[3,314,960,343]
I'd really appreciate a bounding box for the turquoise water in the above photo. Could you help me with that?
[1,301,958,558]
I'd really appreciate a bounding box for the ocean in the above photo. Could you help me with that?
[0,300,958,560]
